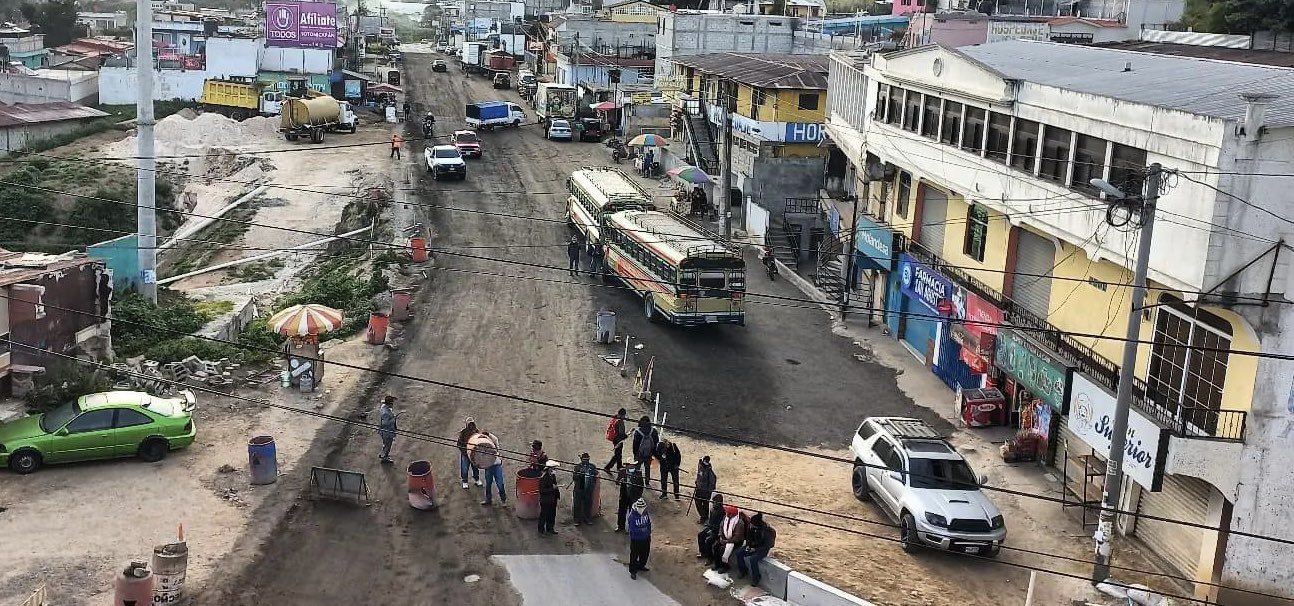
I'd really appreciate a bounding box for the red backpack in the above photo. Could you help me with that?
[605,416,620,442]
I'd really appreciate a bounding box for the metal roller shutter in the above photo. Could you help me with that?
[1013,229,1055,319]
[918,187,948,254]
[1135,475,1211,579]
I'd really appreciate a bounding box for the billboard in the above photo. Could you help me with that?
[265,1,338,48]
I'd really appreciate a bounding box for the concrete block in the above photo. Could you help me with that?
[758,557,792,599]
[786,571,876,606]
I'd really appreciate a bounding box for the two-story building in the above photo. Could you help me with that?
[824,40,1294,602]
[76,11,130,34]
[0,26,48,69]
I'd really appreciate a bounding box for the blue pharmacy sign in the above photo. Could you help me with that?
[854,214,896,271]
[897,253,952,312]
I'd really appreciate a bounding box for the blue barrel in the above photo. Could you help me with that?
[248,436,278,485]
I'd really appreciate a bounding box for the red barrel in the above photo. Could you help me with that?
[410,237,429,262]
[391,289,413,321]
[113,561,155,606]
[367,312,389,345]
[515,468,541,519]
[408,460,436,510]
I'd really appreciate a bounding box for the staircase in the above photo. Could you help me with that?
[814,234,845,304]
[766,220,802,272]
[682,111,720,173]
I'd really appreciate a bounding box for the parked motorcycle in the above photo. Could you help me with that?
[605,138,628,163]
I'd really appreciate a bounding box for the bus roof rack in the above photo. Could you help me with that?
[877,418,945,440]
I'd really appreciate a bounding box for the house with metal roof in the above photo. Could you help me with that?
[820,39,1294,603]
[0,101,107,155]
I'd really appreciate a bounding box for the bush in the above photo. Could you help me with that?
[112,291,213,357]
[23,362,112,412]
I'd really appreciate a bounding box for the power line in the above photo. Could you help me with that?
[6,340,1269,605]
[1178,172,1294,228]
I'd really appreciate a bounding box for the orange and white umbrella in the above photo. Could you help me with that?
[267,304,344,336]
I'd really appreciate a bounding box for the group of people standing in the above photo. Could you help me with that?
[567,234,606,278]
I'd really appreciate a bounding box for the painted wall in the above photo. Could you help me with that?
[259,46,333,74]
[4,261,112,369]
[205,36,259,79]
[891,0,929,15]
[99,66,207,103]
[930,193,1010,293]
[0,120,93,157]
[0,71,97,104]
[656,13,798,78]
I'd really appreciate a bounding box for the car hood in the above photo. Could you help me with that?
[913,489,1002,521]
[0,415,47,443]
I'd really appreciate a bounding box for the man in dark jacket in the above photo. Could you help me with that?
[615,460,646,532]
[538,458,560,535]
[604,408,628,473]
[527,440,546,471]
[567,236,582,276]
[737,513,776,585]
[572,452,598,525]
[456,417,480,489]
[693,456,717,522]
[655,439,682,500]
[631,416,659,485]
[696,493,724,559]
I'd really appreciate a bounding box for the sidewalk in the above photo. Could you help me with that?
[773,265,1183,605]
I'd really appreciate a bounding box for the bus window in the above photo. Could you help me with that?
[728,271,745,291]
[679,271,697,288]
[699,271,726,290]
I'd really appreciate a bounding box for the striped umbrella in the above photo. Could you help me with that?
[667,165,713,184]
[267,304,345,336]
[627,133,669,147]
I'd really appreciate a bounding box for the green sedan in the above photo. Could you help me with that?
[0,390,197,474]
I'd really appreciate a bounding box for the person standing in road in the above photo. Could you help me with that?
[655,438,681,500]
[586,241,604,278]
[627,497,652,580]
[697,493,724,559]
[737,513,776,586]
[377,395,398,464]
[603,408,628,473]
[693,456,717,522]
[615,460,646,532]
[457,417,481,489]
[538,458,560,535]
[390,133,404,159]
[632,416,660,486]
[572,452,598,525]
[479,430,507,506]
[567,236,582,276]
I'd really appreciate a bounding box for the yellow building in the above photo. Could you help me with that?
[604,0,664,23]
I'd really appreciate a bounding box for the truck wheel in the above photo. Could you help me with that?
[285,133,298,141]
[851,465,871,501]
[900,513,921,553]
[8,448,41,474]
[312,129,324,143]
[512,119,520,127]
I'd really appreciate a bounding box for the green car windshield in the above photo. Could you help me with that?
[40,401,80,433]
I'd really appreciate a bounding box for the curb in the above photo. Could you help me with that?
[757,557,876,606]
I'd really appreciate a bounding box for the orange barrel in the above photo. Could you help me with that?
[408,460,437,510]
[152,542,188,604]
[113,561,154,606]
[391,288,413,321]
[248,436,277,485]
[515,468,542,519]
[410,237,429,262]
[367,312,390,345]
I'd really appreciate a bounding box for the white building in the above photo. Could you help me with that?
[655,12,798,78]
[824,41,1294,602]
[76,11,130,33]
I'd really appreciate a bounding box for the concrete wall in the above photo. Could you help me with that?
[558,16,656,54]
[4,261,112,369]
[656,13,798,78]
[742,142,825,217]
[99,66,206,103]
[0,72,97,104]
[0,120,94,156]
[259,46,333,74]
[205,36,260,79]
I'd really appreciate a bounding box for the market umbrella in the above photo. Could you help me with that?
[590,101,619,111]
[667,165,713,184]
[267,304,345,337]
[627,133,669,147]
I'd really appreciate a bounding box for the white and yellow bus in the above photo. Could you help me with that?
[566,166,654,243]
[601,210,746,326]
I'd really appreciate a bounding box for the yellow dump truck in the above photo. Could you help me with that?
[200,79,283,119]
[279,95,358,143]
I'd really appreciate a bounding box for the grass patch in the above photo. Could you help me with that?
[229,258,285,282]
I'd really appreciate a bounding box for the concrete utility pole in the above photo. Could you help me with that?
[718,86,734,237]
[1090,163,1164,583]
[841,181,867,317]
[136,0,157,302]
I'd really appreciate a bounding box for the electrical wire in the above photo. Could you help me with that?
[1178,172,1294,228]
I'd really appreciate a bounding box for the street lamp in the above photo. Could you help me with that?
[1091,178,1136,228]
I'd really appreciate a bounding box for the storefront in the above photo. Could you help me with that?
[889,254,984,390]
[851,214,897,326]
[992,328,1071,464]
[943,284,1001,389]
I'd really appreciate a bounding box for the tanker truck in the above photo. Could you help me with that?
[279,96,358,143]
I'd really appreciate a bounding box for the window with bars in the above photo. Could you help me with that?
[961,106,985,153]
[1109,143,1147,196]
[921,94,940,139]
[1039,125,1072,182]
[963,204,989,261]
[1010,118,1039,173]
[940,101,962,146]
[896,171,912,218]
[902,90,922,133]
[887,85,903,126]
[1146,298,1232,435]
[986,112,1011,163]
[1071,134,1106,195]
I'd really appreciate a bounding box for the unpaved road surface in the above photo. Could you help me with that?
[194,54,1155,606]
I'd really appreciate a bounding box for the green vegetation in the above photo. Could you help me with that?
[230,258,286,282]
[162,207,256,278]
[278,254,389,335]
[111,291,274,365]
[20,0,83,47]
[827,0,884,14]
[1181,0,1294,33]
[23,362,113,413]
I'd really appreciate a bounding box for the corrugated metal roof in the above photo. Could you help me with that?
[960,40,1294,127]
[0,102,109,129]
[672,53,829,89]
[1093,41,1294,68]
[0,249,100,287]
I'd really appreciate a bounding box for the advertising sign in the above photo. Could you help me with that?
[854,214,895,270]
[948,285,1002,367]
[897,253,952,313]
[265,1,339,49]
[1066,372,1169,491]
[995,328,1070,412]
[705,104,824,143]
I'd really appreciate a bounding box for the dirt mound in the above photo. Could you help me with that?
[100,112,280,159]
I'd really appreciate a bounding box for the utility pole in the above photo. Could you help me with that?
[841,180,867,317]
[136,0,157,302]
[718,84,734,237]
[1090,163,1164,583]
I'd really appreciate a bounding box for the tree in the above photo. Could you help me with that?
[1182,0,1294,34]
[20,0,86,47]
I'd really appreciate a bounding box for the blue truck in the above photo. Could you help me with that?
[465,101,526,130]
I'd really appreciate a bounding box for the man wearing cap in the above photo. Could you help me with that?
[572,452,599,525]
[627,497,652,579]
[538,456,561,535]
[457,417,481,489]
[615,460,646,532]
[377,395,399,464]
[693,456,717,522]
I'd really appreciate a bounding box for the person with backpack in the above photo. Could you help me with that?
[572,452,599,525]
[603,408,628,473]
[693,456,717,522]
[627,497,652,580]
[737,513,776,586]
[615,460,646,532]
[654,438,682,500]
[632,416,659,485]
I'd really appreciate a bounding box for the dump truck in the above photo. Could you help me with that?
[535,83,577,124]
[200,78,283,119]
[279,96,358,143]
